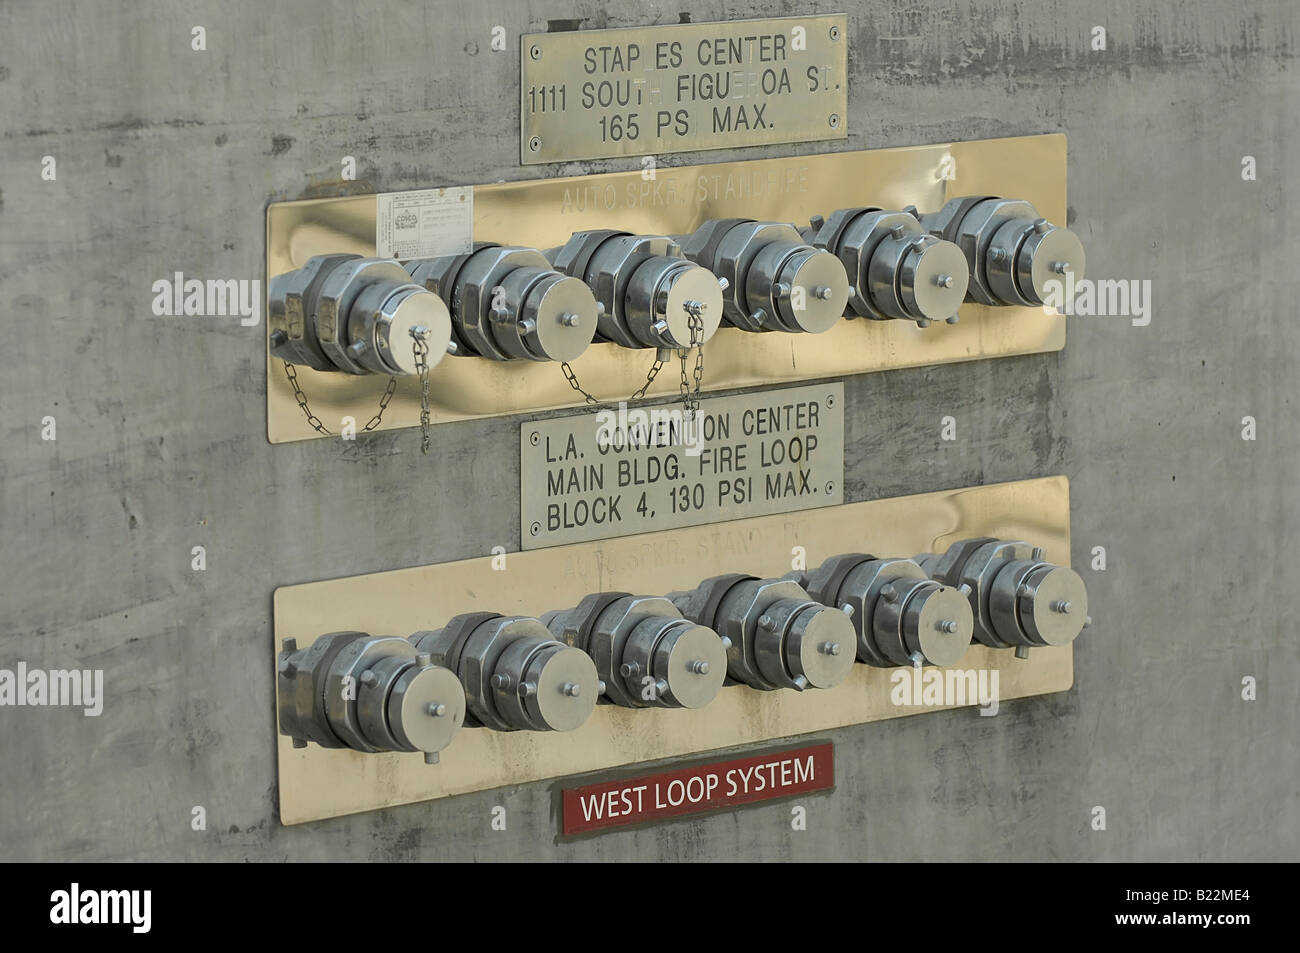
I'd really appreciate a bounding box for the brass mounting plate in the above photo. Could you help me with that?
[266,134,1067,444]
[274,476,1075,824]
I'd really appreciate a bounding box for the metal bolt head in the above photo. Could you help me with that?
[820,641,841,656]
[491,673,510,690]
[938,620,959,633]
[561,682,581,697]
[881,585,898,603]
[689,660,710,675]
[935,274,954,288]
[426,703,447,717]
[1051,600,1072,613]
[758,614,775,630]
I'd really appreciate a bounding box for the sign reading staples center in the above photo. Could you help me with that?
[520,382,844,549]
[520,15,847,164]
[561,743,834,835]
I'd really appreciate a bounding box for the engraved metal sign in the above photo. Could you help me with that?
[520,15,847,165]
[520,382,843,549]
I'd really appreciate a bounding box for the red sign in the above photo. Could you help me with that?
[561,743,834,834]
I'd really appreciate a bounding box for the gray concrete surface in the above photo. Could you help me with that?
[0,0,1295,861]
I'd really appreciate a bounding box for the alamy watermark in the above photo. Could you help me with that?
[1041,272,1151,327]
[890,665,1000,716]
[595,401,708,456]
[50,883,150,933]
[0,662,103,716]
[151,272,261,326]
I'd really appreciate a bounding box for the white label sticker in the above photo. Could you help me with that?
[375,187,473,260]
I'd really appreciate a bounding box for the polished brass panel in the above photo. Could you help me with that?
[275,476,1074,824]
[266,134,1067,443]
[519,15,848,164]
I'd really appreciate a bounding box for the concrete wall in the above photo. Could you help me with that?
[1,0,1294,861]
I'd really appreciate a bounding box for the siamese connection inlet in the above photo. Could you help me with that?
[669,575,857,692]
[550,229,724,351]
[800,208,970,327]
[412,612,600,732]
[407,244,600,363]
[916,538,1091,659]
[792,554,976,668]
[541,594,731,710]
[268,255,453,376]
[277,632,466,763]
[918,197,1086,307]
[681,219,851,334]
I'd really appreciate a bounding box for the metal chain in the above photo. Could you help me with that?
[283,361,332,435]
[410,326,432,454]
[360,377,398,433]
[677,303,706,418]
[560,361,603,407]
[282,350,408,439]
[561,353,667,410]
[629,357,665,401]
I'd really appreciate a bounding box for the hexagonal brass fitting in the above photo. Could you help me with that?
[802,553,975,668]
[810,208,969,327]
[543,593,729,710]
[671,575,856,692]
[551,230,724,350]
[276,632,465,762]
[683,219,849,334]
[919,538,1091,657]
[268,254,359,371]
[268,255,452,376]
[407,244,599,362]
[412,613,599,732]
[918,197,1086,307]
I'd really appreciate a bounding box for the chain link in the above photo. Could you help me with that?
[677,302,706,418]
[561,353,667,410]
[629,357,665,401]
[360,377,398,433]
[283,361,332,435]
[410,327,432,454]
[282,341,419,441]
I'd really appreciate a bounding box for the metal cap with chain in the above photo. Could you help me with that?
[269,254,453,448]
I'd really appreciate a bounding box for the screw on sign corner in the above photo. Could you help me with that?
[529,431,540,446]
[530,521,542,536]
[530,45,542,60]
[529,136,542,152]
[828,114,840,129]
[829,25,841,40]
